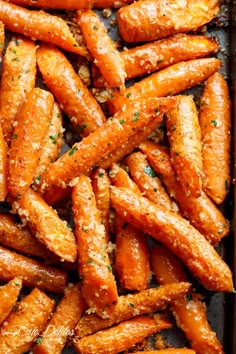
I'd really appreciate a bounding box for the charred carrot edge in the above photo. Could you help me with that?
[9,88,54,198]
[40,97,173,191]
[0,288,54,353]
[33,284,87,354]
[37,44,106,137]
[6,0,94,9]
[0,36,36,144]
[74,316,163,354]
[0,125,8,201]
[13,188,77,263]
[199,72,231,204]
[91,168,110,241]
[77,9,126,92]
[93,34,219,86]
[0,277,22,325]
[75,282,190,338]
[166,95,203,198]
[117,0,219,43]
[110,187,233,292]
[72,176,118,318]
[0,245,68,293]
[108,58,221,114]
[151,245,224,354]
[139,141,229,245]
[0,0,87,55]
[133,350,196,354]
[0,21,4,57]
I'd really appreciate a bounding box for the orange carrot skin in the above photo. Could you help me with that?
[75,282,190,338]
[117,0,219,43]
[0,245,68,293]
[15,188,77,263]
[0,21,4,57]
[139,141,229,245]
[0,125,8,201]
[33,284,87,354]
[78,10,126,92]
[72,176,118,318]
[110,187,233,292]
[151,245,224,354]
[43,185,72,206]
[0,36,36,144]
[9,88,54,198]
[6,0,94,9]
[0,0,87,56]
[199,72,231,204]
[134,350,196,354]
[0,277,22,325]
[110,163,141,195]
[74,316,161,354]
[0,288,54,354]
[108,58,221,114]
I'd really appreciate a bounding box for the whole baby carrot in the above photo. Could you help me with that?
[0,277,22,325]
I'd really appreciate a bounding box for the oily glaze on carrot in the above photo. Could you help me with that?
[117,0,219,43]
[133,350,196,354]
[0,21,4,57]
[0,0,87,56]
[151,245,224,354]
[77,9,126,92]
[0,125,7,201]
[108,58,221,114]
[0,277,22,325]
[37,44,105,137]
[0,288,54,354]
[110,187,233,292]
[0,36,36,144]
[6,0,94,9]
[93,0,133,7]
[72,176,118,318]
[139,141,229,245]
[199,72,231,204]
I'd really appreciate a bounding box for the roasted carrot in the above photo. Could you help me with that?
[139,141,229,245]
[109,163,141,194]
[0,288,54,354]
[14,188,77,262]
[9,88,54,198]
[77,9,126,92]
[74,316,163,354]
[0,246,67,293]
[93,0,133,7]
[0,124,8,201]
[33,284,87,354]
[0,20,4,57]
[0,277,22,325]
[117,0,219,43]
[72,176,118,318]
[133,350,196,354]
[75,282,190,338]
[110,187,233,292]
[0,0,87,56]
[43,186,72,206]
[40,97,172,191]
[199,72,231,204]
[151,245,224,354]
[6,0,94,9]
[108,58,221,114]
[93,34,219,87]
[166,95,203,198]
[37,44,105,137]
[0,36,36,144]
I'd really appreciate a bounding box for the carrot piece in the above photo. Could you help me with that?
[93,34,219,86]
[166,95,203,198]
[72,176,118,318]
[139,141,229,245]
[0,288,54,353]
[93,0,134,7]
[126,151,173,210]
[0,0,87,56]
[117,0,219,43]
[9,88,54,198]
[133,350,196,354]
[0,21,4,57]
[0,245,67,293]
[40,97,173,191]
[75,282,190,338]
[43,186,72,206]
[199,72,231,204]
[6,0,94,9]
[74,316,163,354]
[151,245,224,354]
[13,188,77,262]
[37,44,106,137]
[110,164,150,290]
[33,284,87,354]
[0,277,22,325]
[91,168,110,241]
[110,187,233,292]
[0,124,8,201]
[0,36,36,145]
[77,10,126,92]
[108,58,221,114]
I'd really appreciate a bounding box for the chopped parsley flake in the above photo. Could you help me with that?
[69,146,78,156]
[144,166,156,178]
